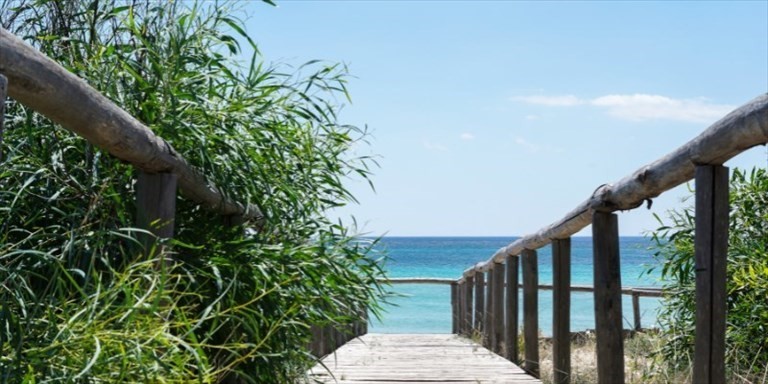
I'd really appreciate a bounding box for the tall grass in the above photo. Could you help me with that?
[0,1,387,382]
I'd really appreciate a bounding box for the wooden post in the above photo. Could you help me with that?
[318,325,327,356]
[464,275,474,336]
[474,271,485,337]
[693,165,729,384]
[632,292,641,331]
[492,261,505,354]
[506,255,519,363]
[522,249,539,377]
[136,171,178,259]
[451,282,459,334]
[0,75,6,162]
[458,281,465,335]
[552,238,571,384]
[485,268,494,348]
[310,324,321,357]
[592,212,624,384]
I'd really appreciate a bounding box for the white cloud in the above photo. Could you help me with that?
[514,137,540,153]
[511,95,583,106]
[460,133,475,140]
[589,94,735,123]
[511,93,735,124]
[423,141,448,152]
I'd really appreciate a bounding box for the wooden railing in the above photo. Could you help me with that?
[452,94,768,384]
[382,277,661,336]
[308,316,367,358]
[0,27,360,360]
[0,28,264,231]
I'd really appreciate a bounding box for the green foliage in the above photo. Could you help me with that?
[648,167,768,377]
[0,0,387,382]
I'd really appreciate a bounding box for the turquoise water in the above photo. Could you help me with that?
[369,237,662,336]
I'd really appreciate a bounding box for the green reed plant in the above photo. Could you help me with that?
[1,1,387,382]
[647,167,768,382]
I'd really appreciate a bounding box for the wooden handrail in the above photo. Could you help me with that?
[383,277,662,297]
[382,277,456,284]
[0,27,264,225]
[451,96,767,382]
[460,94,768,275]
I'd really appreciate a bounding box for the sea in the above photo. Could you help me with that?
[368,236,663,336]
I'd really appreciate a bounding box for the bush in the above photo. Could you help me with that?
[0,1,387,382]
[648,167,768,378]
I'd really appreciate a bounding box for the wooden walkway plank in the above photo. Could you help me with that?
[306,334,542,383]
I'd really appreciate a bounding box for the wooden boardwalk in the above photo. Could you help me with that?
[306,333,542,384]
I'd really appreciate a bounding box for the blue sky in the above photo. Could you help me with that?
[244,1,768,236]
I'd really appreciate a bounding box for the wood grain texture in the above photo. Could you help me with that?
[463,276,474,336]
[506,255,520,363]
[305,334,542,383]
[136,172,177,260]
[552,238,571,384]
[693,165,729,384]
[632,293,641,331]
[475,271,485,335]
[485,267,494,349]
[592,212,624,384]
[492,262,505,355]
[451,282,459,334]
[522,249,539,378]
[458,281,466,335]
[0,28,264,224]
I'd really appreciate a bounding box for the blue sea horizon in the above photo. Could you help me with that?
[368,236,662,336]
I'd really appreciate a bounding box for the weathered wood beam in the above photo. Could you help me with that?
[451,282,459,334]
[0,27,264,225]
[461,93,767,274]
[484,267,493,349]
[505,255,519,363]
[457,281,466,335]
[592,212,624,384]
[632,292,642,331]
[474,271,485,336]
[382,277,456,284]
[552,238,571,384]
[492,262,505,355]
[463,275,474,336]
[522,249,539,378]
[136,171,177,260]
[693,165,729,384]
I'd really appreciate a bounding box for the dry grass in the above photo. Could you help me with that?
[535,330,766,384]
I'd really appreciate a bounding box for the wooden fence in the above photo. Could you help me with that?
[383,278,661,339]
[451,94,768,383]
